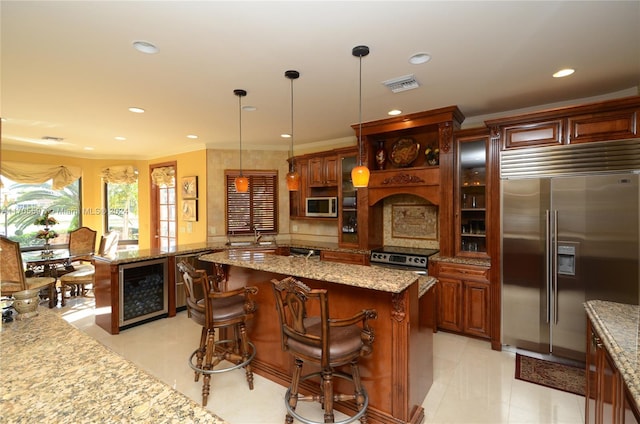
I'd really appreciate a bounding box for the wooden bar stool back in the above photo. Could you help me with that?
[271,276,377,424]
[178,261,258,407]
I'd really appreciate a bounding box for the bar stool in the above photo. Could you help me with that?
[271,276,377,424]
[178,261,258,407]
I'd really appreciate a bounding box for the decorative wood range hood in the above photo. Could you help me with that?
[367,166,440,206]
[352,105,465,207]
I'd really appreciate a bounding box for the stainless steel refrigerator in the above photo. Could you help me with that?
[501,172,639,362]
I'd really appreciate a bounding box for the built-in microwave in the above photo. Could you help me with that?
[305,197,338,218]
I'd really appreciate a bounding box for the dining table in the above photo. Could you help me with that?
[22,249,70,308]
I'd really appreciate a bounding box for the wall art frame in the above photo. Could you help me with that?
[181,176,198,199]
[181,199,198,222]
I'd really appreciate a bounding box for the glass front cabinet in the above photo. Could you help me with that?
[339,151,359,247]
[455,131,491,258]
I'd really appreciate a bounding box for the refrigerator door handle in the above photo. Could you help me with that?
[553,210,559,325]
[545,210,552,324]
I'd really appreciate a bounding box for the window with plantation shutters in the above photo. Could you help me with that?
[225,170,278,235]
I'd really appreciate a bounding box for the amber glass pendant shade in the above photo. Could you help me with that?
[234,176,249,193]
[351,165,370,188]
[286,171,300,191]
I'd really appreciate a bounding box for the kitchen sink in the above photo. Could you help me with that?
[226,240,276,247]
[227,241,253,246]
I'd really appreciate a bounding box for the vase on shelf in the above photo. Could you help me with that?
[375,140,386,170]
[425,145,440,166]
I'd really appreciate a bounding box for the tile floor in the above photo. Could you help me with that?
[55,297,585,424]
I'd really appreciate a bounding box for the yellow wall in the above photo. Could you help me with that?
[149,150,208,246]
[1,149,208,250]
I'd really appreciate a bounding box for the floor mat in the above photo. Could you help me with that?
[515,352,585,396]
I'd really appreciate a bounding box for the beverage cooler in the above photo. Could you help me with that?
[119,258,168,328]
[174,251,214,311]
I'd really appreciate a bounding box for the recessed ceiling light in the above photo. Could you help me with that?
[409,52,431,65]
[133,40,158,54]
[83,147,94,151]
[388,109,402,116]
[128,107,145,113]
[187,134,198,139]
[281,133,291,138]
[242,106,257,112]
[553,68,575,78]
[115,136,126,141]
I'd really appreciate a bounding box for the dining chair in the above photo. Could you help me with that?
[66,226,97,267]
[271,276,377,424]
[59,231,118,306]
[0,236,57,307]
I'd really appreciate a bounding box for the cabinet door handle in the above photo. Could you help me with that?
[591,332,603,348]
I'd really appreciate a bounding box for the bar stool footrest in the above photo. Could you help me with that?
[284,371,369,424]
[188,339,256,375]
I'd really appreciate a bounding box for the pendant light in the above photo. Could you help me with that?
[285,70,301,191]
[233,89,249,193]
[351,45,370,188]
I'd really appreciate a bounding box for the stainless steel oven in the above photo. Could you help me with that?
[370,246,439,275]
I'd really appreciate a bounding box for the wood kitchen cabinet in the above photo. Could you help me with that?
[308,154,338,187]
[289,157,309,218]
[434,262,491,339]
[437,275,463,332]
[454,128,492,259]
[486,96,640,150]
[338,148,360,247]
[586,318,640,424]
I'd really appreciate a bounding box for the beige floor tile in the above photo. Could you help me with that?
[56,298,586,424]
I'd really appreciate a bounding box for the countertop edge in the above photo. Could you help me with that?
[584,300,640,412]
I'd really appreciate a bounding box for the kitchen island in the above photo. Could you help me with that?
[0,307,225,423]
[199,250,436,424]
[584,300,640,423]
[92,241,367,335]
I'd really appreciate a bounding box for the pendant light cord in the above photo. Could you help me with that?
[358,54,363,167]
[290,77,294,160]
[238,93,243,175]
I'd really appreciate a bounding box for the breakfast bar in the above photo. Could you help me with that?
[199,249,436,424]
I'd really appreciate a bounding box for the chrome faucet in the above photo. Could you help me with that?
[251,225,262,244]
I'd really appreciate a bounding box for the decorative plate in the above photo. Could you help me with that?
[390,138,420,167]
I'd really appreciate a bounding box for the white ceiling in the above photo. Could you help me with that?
[1,1,639,160]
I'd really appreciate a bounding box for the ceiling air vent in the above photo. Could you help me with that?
[42,136,64,142]
[382,74,420,93]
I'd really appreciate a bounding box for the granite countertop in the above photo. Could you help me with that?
[584,300,640,411]
[429,253,491,267]
[95,240,369,266]
[0,308,226,424]
[418,276,436,298]
[199,250,433,294]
